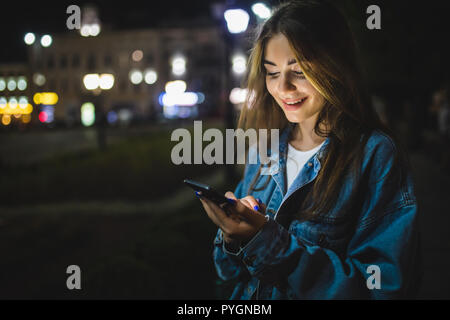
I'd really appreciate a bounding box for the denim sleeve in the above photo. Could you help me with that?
[236,145,421,298]
[238,202,419,299]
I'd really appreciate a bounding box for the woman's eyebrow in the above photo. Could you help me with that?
[263,58,297,66]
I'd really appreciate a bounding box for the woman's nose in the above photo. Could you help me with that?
[277,74,296,94]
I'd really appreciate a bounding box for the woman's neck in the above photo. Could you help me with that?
[289,121,327,151]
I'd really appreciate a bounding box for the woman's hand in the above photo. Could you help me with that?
[197,191,268,245]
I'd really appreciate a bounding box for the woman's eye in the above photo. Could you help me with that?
[266,72,279,77]
[294,71,305,78]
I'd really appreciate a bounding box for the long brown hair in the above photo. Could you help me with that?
[237,0,410,219]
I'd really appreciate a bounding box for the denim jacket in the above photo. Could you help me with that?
[213,124,422,299]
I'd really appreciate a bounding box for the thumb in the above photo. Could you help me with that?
[224,191,237,200]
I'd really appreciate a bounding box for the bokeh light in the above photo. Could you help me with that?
[129,69,143,85]
[90,23,101,36]
[0,97,7,108]
[224,9,250,34]
[39,111,48,123]
[232,54,247,75]
[24,32,36,45]
[19,96,28,108]
[33,73,46,86]
[251,3,272,20]
[165,80,186,94]
[9,97,18,109]
[171,56,186,76]
[41,105,55,123]
[107,111,118,124]
[229,87,248,104]
[99,74,115,90]
[7,78,16,91]
[83,74,100,90]
[17,77,27,91]
[22,114,31,123]
[2,115,11,126]
[81,102,95,126]
[80,25,91,37]
[33,92,58,105]
[132,50,144,62]
[144,69,157,84]
[40,35,53,47]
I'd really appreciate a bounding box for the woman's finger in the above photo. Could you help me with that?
[199,197,224,227]
[224,191,237,200]
[241,195,263,212]
[200,197,238,233]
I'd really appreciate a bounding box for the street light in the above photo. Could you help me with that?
[251,3,272,20]
[171,55,186,77]
[144,69,158,85]
[222,7,250,181]
[165,80,187,94]
[89,23,101,36]
[24,33,36,45]
[0,78,6,91]
[224,9,250,34]
[17,77,27,91]
[129,69,143,85]
[99,74,114,90]
[40,35,52,47]
[83,74,100,90]
[232,54,247,75]
[82,73,114,150]
[33,73,46,87]
[7,78,16,91]
[80,23,101,37]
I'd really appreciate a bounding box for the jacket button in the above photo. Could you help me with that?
[307,162,313,167]
[244,255,257,266]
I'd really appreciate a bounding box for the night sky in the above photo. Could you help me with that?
[0,0,448,93]
[0,0,265,63]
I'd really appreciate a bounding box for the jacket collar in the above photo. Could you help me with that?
[270,123,330,197]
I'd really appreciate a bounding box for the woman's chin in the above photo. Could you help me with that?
[284,113,304,123]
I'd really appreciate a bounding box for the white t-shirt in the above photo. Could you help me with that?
[286,141,325,191]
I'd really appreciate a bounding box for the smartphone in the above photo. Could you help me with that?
[183,179,231,206]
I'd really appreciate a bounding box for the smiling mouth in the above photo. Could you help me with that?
[281,97,307,110]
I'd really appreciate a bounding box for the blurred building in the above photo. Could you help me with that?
[0,63,33,127]
[2,25,228,128]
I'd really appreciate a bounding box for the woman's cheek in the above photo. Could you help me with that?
[265,78,276,100]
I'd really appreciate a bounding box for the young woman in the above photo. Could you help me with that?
[197,0,422,299]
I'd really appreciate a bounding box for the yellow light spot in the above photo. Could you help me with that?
[24,104,33,114]
[22,114,31,123]
[33,92,58,105]
[0,104,33,115]
[33,93,42,104]
[2,115,11,125]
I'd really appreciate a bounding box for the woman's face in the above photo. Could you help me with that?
[264,33,325,124]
